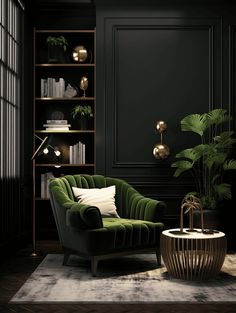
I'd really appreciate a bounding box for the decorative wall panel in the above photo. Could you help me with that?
[96,7,226,224]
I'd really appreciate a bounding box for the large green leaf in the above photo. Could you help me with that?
[194,143,213,155]
[214,131,236,149]
[214,183,232,200]
[206,109,231,126]
[180,114,208,136]
[212,174,220,184]
[175,148,200,162]
[223,159,236,170]
[171,160,193,177]
[204,152,227,169]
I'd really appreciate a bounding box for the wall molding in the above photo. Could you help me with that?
[105,21,217,169]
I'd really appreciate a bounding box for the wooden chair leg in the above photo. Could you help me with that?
[156,247,161,266]
[63,252,70,265]
[91,257,98,276]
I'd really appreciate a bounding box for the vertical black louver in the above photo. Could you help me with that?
[0,0,24,248]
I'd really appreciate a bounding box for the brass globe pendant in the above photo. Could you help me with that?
[153,120,170,159]
[156,120,167,133]
[153,143,170,159]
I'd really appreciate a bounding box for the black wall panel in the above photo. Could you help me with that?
[96,5,236,231]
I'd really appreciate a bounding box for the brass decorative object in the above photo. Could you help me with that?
[153,120,170,159]
[169,194,204,236]
[72,45,88,63]
[79,76,88,97]
[181,194,203,232]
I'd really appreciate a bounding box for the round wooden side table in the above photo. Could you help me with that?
[161,228,227,281]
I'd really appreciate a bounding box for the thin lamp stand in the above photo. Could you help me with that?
[31,157,38,257]
[30,135,61,256]
[31,135,49,257]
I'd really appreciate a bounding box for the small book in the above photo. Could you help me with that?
[46,119,68,124]
[45,127,70,131]
[43,124,71,128]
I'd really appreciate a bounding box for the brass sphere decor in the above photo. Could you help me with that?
[153,143,170,159]
[72,45,88,63]
[153,120,170,159]
[156,120,167,133]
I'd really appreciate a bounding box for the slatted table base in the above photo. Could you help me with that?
[161,229,227,281]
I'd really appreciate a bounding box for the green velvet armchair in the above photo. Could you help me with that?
[49,174,166,275]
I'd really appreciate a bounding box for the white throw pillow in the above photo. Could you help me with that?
[72,185,120,218]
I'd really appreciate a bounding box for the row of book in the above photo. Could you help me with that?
[40,77,65,98]
[40,172,55,199]
[43,119,71,131]
[69,141,86,164]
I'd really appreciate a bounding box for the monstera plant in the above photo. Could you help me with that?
[171,109,236,210]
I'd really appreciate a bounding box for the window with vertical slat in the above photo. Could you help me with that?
[0,0,24,246]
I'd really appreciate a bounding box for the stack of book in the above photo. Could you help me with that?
[69,141,86,164]
[43,119,71,131]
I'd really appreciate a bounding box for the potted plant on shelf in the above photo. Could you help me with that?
[46,35,68,63]
[171,108,236,230]
[71,104,93,130]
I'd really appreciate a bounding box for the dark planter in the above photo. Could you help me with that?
[48,45,66,64]
[78,116,88,130]
[193,209,221,231]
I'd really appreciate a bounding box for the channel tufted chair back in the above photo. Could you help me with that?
[49,174,166,276]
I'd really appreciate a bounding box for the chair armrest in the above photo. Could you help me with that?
[49,182,103,230]
[127,188,166,222]
[66,203,103,230]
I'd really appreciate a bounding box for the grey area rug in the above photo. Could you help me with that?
[10,253,236,303]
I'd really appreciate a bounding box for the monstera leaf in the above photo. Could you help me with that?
[204,153,227,170]
[214,132,236,149]
[214,183,232,200]
[206,109,231,126]
[171,160,193,177]
[175,148,201,162]
[223,160,236,170]
[181,114,208,136]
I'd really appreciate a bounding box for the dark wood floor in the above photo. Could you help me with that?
[0,241,236,313]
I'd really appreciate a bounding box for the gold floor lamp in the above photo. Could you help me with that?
[31,134,61,256]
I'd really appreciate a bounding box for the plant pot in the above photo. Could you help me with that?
[48,45,65,64]
[193,209,221,231]
[78,116,88,130]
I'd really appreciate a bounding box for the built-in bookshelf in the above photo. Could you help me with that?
[33,29,96,237]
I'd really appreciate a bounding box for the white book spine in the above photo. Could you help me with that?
[83,143,86,164]
[59,78,65,98]
[40,79,44,98]
[41,173,46,199]
[69,145,73,164]
[46,172,54,198]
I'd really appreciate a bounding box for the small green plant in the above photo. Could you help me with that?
[46,35,68,52]
[71,105,93,119]
[171,109,236,210]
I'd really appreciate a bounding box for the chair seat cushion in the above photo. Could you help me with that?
[74,218,164,256]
